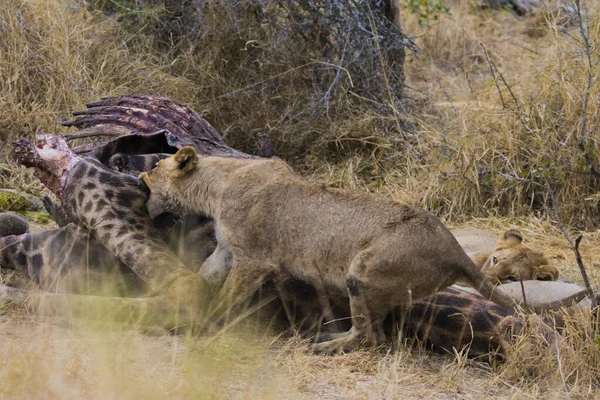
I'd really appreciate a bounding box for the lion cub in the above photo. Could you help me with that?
[140,147,527,353]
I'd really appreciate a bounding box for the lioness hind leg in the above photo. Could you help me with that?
[311,287,386,354]
[312,255,388,354]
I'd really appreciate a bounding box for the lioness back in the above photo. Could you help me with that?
[221,171,463,294]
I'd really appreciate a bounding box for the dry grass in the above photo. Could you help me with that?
[0,319,303,399]
[0,0,194,185]
[1,0,600,398]
[1,258,599,400]
[1,0,598,227]
[395,1,600,227]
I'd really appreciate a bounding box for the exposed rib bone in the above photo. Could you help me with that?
[64,125,132,141]
[62,95,254,159]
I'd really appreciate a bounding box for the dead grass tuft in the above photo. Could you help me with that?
[395,0,600,227]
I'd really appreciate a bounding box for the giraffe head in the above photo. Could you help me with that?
[12,134,81,198]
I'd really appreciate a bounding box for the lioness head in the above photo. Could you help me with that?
[139,147,198,218]
[474,229,559,284]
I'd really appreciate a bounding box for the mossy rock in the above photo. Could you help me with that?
[0,190,54,226]
[0,190,31,211]
[0,189,45,212]
[0,212,29,236]
[22,211,55,226]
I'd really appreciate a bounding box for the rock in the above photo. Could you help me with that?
[0,189,45,212]
[0,211,29,236]
[455,280,587,308]
[451,227,498,257]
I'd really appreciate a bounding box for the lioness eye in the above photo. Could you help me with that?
[506,276,518,282]
[492,256,498,265]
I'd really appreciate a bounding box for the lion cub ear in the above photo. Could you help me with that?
[533,265,559,281]
[499,229,523,246]
[172,146,198,176]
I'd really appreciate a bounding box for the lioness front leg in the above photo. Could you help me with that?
[209,257,276,326]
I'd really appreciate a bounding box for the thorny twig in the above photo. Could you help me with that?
[480,43,520,112]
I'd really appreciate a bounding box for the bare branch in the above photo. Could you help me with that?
[519,279,528,310]
[481,43,507,109]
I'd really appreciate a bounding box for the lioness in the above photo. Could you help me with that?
[139,147,541,353]
[472,229,559,284]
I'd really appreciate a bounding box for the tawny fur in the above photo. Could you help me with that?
[472,229,559,284]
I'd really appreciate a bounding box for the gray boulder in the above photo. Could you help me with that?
[0,211,29,237]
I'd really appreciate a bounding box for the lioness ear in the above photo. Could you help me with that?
[173,146,198,175]
[534,265,559,281]
[500,229,523,246]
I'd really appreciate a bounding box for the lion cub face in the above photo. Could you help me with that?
[139,147,198,218]
[476,229,559,284]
